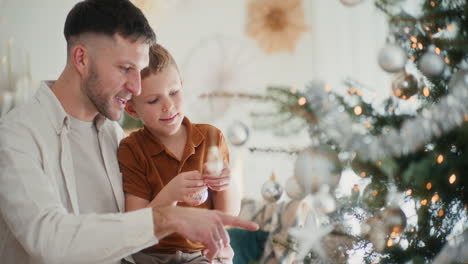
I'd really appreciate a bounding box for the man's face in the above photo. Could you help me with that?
[82,34,149,121]
[129,65,185,139]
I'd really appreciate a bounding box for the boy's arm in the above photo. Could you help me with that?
[210,167,241,216]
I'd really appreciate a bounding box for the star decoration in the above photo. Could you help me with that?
[289,214,333,261]
[246,0,309,54]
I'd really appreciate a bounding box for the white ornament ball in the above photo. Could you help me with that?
[184,188,209,205]
[294,147,341,195]
[285,176,306,200]
[227,121,249,146]
[419,51,445,78]
[448,69,468,90]
[340,0,364,7]
[378,43,407,73]
[205,146,224,176]
[261,178,283,203]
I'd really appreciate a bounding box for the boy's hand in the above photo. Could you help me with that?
[203,164,231,192]
[163,170,206,204]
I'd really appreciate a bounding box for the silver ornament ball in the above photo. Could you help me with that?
[378,43,407,73]
[392,73,419,100]
[184,188,209,205]
[227,121,249,146]
[419,51,445,78]
[285,176,306,200]
[261,177,283,203]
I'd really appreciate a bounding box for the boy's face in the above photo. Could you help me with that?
[128,65,184,138]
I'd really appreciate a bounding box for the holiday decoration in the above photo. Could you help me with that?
[419,46,445,78]
[377,43,407,73]
[340,0,365,7]
[205,146,224,176]
[448,69,468,90]
[285,176,306,200]
[261,172,284,203]
[246,0,309,54]
[184,188,209,206]
[227,121,250,146]
[380,207,406,234]
[391,73,418,99]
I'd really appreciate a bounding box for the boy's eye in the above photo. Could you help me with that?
[170,90,180,96]
[148,98,159,104]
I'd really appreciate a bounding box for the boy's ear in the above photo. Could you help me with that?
[125,102,140,119]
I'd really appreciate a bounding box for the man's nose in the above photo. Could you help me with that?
[126,71,141,96]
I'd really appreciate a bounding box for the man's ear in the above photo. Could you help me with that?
[71,45,89,76]
[125,102,140,119]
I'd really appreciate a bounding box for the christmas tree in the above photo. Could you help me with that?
[208,0,467,263]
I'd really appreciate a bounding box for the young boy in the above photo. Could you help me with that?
[117,44,240,264]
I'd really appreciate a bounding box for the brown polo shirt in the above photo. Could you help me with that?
[117,117,229,254]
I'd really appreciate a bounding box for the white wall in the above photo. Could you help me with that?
[0,0,391,200]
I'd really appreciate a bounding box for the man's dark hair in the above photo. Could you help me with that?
[64,0,156,51]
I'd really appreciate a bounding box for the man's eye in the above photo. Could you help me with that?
[120,66,131,73]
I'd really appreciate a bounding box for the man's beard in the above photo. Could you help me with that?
[82,64,119,121]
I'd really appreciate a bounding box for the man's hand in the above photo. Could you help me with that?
[152,206,258,261]
[204,244,234,264]
[203,164,231,192]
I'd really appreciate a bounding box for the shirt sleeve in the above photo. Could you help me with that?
[218,131,230,166]
[118,140,153,201]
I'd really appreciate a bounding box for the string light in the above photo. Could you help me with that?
[426,182,432,190]
[411,43,417,49]
[423,87,430,97]
[298,97,307,106]
[354,106,363,116]
[377,161,382,166]
[360,172,367,178]
[447,24,454,31]
[407,189,413,196]
[348,87,356,94]
[430,1,436,7]
[431,194,440,204]
[325,84,332,93]
[372,190,378,197]
[410,228,415,232]
[435,47,441,55]
[445,57,450,64]
[387,239,394,247]
[436,154,444,164]
[290,87,297,94]
[410,55,415,61]
[449,174,457,184]
[418,43,424,50]
[465,114,468,122]
[356,90,363,96]
[438,209,444,217]
[364,121,371,129]
[353,184,359,192]
[410,36,418,43]
[421,199,428,206]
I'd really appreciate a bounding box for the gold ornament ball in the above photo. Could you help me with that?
[391,73,419,100]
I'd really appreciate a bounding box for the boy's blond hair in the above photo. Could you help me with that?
[141,43,179,79]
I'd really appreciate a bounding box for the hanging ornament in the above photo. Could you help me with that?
[311,185,336,214]
[285,176,306,200]
[378,43,407,73]
[205,146,224,176]
[419,46,445,78]
[340,0,365,7]
[261,172,283,202]
[391,73,419,99]
[380,207,407,234]
[448,69,468,90]
[294,146,341,195]
[184,188,209,206]
[227,121,250,146]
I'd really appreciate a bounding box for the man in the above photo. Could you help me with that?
[0,1,257,263]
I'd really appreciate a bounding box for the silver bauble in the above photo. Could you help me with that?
[261,174,283,203]
[419,50,445,78]
[285,176,306,200]
[378,43,407,73]
[184,188,209,205]
[391,73,419,99]
[380,207,407,234]
[448,69,468,90]
[205,146,224,176]
[294,146,341,195]
[340,0,364,7]
[227,121,249,146]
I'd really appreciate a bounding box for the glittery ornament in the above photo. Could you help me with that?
[378,43,407,73]
[285,176,306,200]
[340,0,365,7]
[261,172,283,202]
[419,47,445,78]
[184,188,209,205]
[227,121,249,146]
[294,146,341,195]
[391,73,419,99]
[205,146,224,176]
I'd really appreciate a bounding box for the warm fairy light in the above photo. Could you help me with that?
[449,174,457,184]
[394,88,403,97]
[465,114,468,122]
[364,121,371,129]
[353,184,359,192]
[447,24,455,31]
[290,87,297,94]
[298,97,307,106]
[424,26,430,31]
[372,190,378,197]
[426,182,432,190]
[356,90,363,96]
[410,36,417,43]
[451,145,456,149]
[410,228,415,232]
[390,232,398,238]
[377,161,382,166]
[418,43,423,50]
[431,194,440,204]
[387,239,394,247]
[360,172,367,178]
[409,96,416,101]
[348,87,356,94]
[445,57,450,64]
[404,27,410,34]
[325,84,332,93]
[386,127,391,132]
[423,87,430,97]
[430,1,436,7]
[436,154,444,164]
[424,148,429,152]
[354,106,363,115]
[421,199,428,206]
[410,55,415,62]
[407,189,413,196]
[435,47,441,55]
[411,43,417,49]
[389,107,395,112]
[438,209,444,217]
